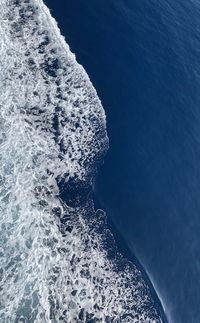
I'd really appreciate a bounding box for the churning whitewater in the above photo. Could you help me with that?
[0,0,163,322]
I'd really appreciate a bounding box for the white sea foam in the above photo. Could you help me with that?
[0,0,164,322]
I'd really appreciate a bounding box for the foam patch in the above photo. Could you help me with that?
[0,1,164,322]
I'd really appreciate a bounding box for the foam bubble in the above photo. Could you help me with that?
[0,0,164,322]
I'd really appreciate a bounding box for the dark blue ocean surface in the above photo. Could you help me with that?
[45,1,200,322]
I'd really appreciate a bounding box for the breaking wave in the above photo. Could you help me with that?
[0,0,165,322]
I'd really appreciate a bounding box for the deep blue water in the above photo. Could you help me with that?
[45,1,200,322]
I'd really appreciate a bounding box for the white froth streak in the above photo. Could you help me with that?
[0,0,165,322]
[140,263,170,323]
